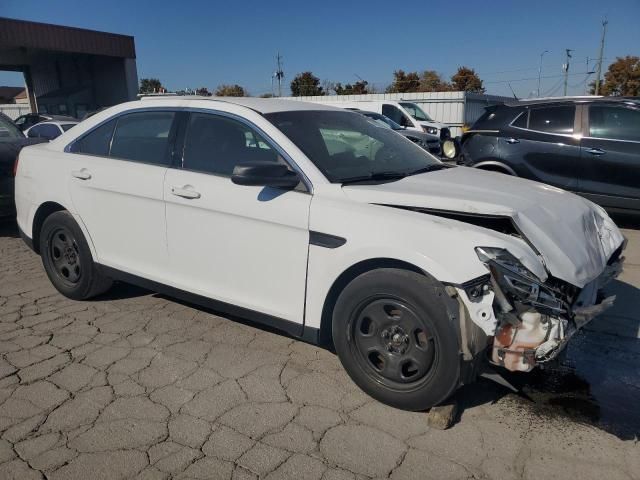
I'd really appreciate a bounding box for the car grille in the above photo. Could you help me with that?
[440,128,451,140]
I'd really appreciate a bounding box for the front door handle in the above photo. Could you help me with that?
[171,185,201,199]
[71,169,91,180]
[505,138,520,144]
[586,148,606,156]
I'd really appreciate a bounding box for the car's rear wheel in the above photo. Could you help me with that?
[332,268,460,411]
[40,211,112,300]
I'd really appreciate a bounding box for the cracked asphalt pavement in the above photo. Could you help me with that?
[0,219,639,480]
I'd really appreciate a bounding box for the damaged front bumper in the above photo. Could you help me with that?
[456,251,624,373]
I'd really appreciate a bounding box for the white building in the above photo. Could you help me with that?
[284,91,513,137]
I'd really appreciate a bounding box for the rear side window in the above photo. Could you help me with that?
[382,105,411,127]
[182,113,279,176]
[512,111,528,128]
[70,119,116,156]
[110,112,175,165]
[589,105,640,142]
[528,106,575,135]
[29,124,61,139]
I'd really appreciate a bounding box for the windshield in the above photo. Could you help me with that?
[362,112,403,130]
[399,102,433,122]
[0,115,24,142]
[61,123,76,131]
[265,110,440,183]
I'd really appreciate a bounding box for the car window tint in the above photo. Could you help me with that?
[512,111,528,128]
[528,106,575,134]
[182,113,280,176]
[0,115,23,141]
[110,112,175,165]
[70,119,116,156]
[589,105,640,142]
[382,105,404,125]
[38,124,62,139]
[61,123,76,132]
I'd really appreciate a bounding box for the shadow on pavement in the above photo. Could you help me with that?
[0,218,19,238]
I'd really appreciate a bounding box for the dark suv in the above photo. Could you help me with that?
[458,97,640,213]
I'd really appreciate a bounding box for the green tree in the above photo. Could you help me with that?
[386,70,420,93]
[334,80,370,95]
[290,72,324,96]
[450,66,484,93]
[214,84,247,97]
[139,78,164,94]
[196,87,212,96]
[590,56,640,96]
[419,70,451,92]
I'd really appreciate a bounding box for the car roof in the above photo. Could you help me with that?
[139,95,341,114]
[503,96,640,107]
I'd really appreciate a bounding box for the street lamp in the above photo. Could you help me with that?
[537,50,549,97]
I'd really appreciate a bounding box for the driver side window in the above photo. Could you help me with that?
[181,113,284,176]
[382,105,410,127]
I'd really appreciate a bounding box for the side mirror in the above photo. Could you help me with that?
[231,161,300,189]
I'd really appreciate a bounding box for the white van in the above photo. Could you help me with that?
[307,100,450,140]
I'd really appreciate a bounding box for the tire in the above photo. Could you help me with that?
[39,211,112,300]
[332,268,460,411]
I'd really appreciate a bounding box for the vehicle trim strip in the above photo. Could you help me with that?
[309,231,347,249]
[97,264,321,344]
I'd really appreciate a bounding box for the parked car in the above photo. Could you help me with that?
[13,113,77,131]
[308,99,450,140]
[0,113,47,218]
[25,120,79,141]
[356,110,441,156]
[15,97,624,410]
[458,96,640,213]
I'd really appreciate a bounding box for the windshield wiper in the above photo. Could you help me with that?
[340,171,408,185]
[407,164,447,176]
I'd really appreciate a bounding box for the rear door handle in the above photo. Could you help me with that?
[586,148,606,156]
[505,138,520,144]
[71,169,91,180]
[171,185,201,199]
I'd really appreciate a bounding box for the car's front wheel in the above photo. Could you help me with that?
[40,211,112,300]
[332,268,460,411]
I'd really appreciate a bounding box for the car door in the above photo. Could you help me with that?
[67,110,178,279]
[500,104,579,189]
[578,103,640,211]
[164,111,311,328]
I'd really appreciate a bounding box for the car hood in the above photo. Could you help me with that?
[342,167,624,288]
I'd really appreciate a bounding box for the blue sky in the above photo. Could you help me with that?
[1,0,639,97]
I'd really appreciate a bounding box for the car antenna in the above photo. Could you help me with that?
[507,83,518,100]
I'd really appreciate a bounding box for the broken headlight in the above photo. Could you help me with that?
[475,247,565,314]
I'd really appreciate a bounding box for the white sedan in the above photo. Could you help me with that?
[14,97,625,410]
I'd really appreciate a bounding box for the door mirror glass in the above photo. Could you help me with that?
[231,161,300,189]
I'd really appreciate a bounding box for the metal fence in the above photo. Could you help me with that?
[283,91,512,137]
[0,104,31,120]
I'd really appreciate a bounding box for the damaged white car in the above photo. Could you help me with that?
[14,97,625,410]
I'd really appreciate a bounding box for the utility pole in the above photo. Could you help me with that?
[594,19,608,95]
[273,53,284,97]
[563,49,573,96]
[537,50,549,97]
